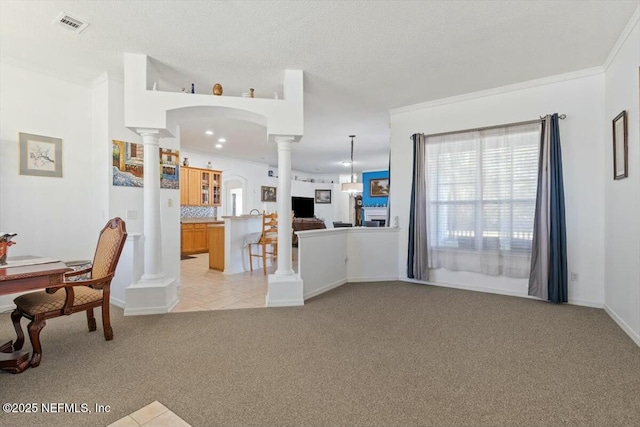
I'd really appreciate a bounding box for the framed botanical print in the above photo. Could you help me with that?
[19,133,63,177]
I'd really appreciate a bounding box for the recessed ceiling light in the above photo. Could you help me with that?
[218,138,226,143]
[205,130,214,135]
[342,161,351,167]
[215,144,223,149]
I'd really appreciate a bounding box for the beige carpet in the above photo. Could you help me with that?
[0,282,639,427]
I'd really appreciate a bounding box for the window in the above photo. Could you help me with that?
[426,123,540,277]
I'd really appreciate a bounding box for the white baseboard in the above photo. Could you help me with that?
[604,304,640,348]
[266,299,304,307]
[124,303,176,316]
[0,303,15,313]
[568,298,603,309]
[400,278,603,308]
[304,279,347,300]
[110,296,126,309]
[347,275,400,283]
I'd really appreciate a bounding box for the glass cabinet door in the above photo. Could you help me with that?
[212,172,221,206]
[201,171,211,205]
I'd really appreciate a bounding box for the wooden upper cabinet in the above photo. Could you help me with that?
[179,167,189,205]
[180,166,222,206]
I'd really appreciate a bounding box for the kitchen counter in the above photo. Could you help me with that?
[180,218,223,224]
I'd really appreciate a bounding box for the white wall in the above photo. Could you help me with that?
[0,63,98,309]
[390,71,607,307]
[181,149,349,225]
[604,12,640,344]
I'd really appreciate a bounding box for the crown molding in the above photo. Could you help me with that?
[603,5,640,71]
[390,67,603,116]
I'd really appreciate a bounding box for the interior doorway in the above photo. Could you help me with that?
[223,177,247,217]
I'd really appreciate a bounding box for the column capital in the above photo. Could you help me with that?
[135,128,161,137]
[274,135,296,144]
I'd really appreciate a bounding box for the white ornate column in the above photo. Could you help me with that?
[267,136,303,307]
[275,137,294,276]
[140,130,164,280]
[124,128,177,315]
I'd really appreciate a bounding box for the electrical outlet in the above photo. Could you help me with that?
[167,198,173,207]
[570,272,579,282]
[126,210,137,220]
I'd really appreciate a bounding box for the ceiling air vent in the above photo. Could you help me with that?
[53,12,89,34]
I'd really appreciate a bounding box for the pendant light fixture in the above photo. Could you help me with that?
[341,135,363,194]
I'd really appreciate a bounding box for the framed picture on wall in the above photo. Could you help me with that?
[315,189,331,204]
[370,178,389,197]
[613,110,628,180]
[261,186,277,202]
[19,132,63,177]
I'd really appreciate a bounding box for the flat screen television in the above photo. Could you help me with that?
[292,196,315,218]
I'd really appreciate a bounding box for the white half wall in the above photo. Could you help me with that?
[604,11,640,345]
[298,227,400,300]
[390,70,607,307]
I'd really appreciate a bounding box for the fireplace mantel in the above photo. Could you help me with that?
[362,207,387,223]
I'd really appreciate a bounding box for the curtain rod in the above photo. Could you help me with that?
[418,114,566,139]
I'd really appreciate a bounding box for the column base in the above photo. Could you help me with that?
[267,273,304,307]
[124,277,178,316]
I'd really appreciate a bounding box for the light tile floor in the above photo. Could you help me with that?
[172,248,297,312]
[107,401,190,427]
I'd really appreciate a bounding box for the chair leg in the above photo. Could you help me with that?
[27,316,46,368]
[11,310,24,351]
[262,242,267,275]
[86,309,97,332]
[102,298,113,341]
[249,244,254,271]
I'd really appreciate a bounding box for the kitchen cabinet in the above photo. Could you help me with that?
[181,223,210,255]
[180,166,222,207]
[208,225,224,271]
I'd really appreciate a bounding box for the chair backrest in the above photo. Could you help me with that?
[364,221,380,227]
[262,212,278,240]
[91,218,128,279]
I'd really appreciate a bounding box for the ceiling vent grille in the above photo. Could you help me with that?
[53,12,89,34]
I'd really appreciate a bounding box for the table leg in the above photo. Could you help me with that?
[0,340,30,373]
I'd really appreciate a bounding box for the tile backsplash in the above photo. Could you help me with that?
[181,206,217,218]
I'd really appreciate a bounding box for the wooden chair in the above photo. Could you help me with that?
[11,218,127,368]
[248,212,278,275]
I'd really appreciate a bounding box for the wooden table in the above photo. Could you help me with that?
[0,258,70,374]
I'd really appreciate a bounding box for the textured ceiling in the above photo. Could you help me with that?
[1,1,637,173]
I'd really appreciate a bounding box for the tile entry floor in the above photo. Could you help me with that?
[107,401,190,427]
[172,248,297,312]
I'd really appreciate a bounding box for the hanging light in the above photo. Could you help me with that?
[341,135,363,194]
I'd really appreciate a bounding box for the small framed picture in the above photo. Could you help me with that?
[613,110,628,180]
[370,178,389,197]
[315,189,331,204]
[261,186,277,202]
[19,132,63,177]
